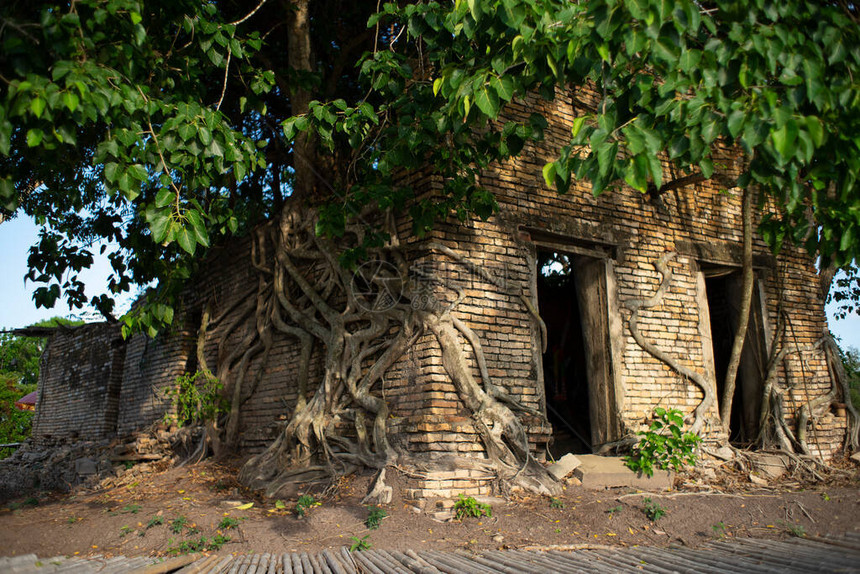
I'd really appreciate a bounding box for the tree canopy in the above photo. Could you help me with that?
[2,0,860,330]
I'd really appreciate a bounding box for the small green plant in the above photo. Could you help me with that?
[209,534,231,550]
[67,515,81,524]
[549,497,565,509]
[712,521,728,538]
[120,504,142,514]
[295,494,320,517]
[605,505,623,518]
[453,494,492,520]
[821,492,831,501]
[167,535,229,554]
[163,371,227,428]
[350,535,372,552]
[624,407,701,477]
[780,521,806,537]
[119,525,133,538]
[146,516,164,529]
[218,516,244,530]
[365,506,387,530]
[170,515,189,534]
[642,497,666,522]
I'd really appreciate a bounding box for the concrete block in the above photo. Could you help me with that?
[573,454,673,490]
[547,453,582,480]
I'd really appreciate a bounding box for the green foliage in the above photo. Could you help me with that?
[120,504,142,514]
[6,0,860,330]
[295,494,320,518]
[836,343,860,413]
[780,521,806,537]
[642,497,666,522]
[163,371,227,428]
[365,506,387,530]
[624,407,701,477]
[0,377,35,459]
[453,494,492,520]
[0,333,42,387]
[168,534,230,554]
[145,516,164,529]
[349,534,371,552]
[605,505,623,518]
[170,516,189,534]
[549,497,565,509]
[217,516,243,530]
[119,525,133,537]
[712,521,728,538]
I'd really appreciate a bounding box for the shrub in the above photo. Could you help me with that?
[163,371,227,427]
[365,506,387,530]
[453,494,491,520]
[295,494,320,517]
[642,497,666,522]
[624,407,701,477]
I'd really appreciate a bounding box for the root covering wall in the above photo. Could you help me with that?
[31,89,846,496]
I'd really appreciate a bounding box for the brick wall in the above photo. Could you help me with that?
[32,324,126,443]
[31,89,846,496]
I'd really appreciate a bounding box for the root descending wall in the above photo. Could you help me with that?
[31,89,846,485]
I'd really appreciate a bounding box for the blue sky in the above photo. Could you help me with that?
[1,215,859,350]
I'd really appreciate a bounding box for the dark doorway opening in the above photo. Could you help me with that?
[537,250,615,458]
[703,268,766,446]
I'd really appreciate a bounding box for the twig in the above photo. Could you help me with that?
[215,48,232,111]
[230,0,269,26]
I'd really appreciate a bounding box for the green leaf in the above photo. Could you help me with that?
[62,92,79,112]
[128,164,148,182]
[571,116,587,138]
[178,123,195,141]
[175,226,196,254]
[155,188,176,208]
[104,162,120,183]
[771,121,798,161]
[148,209,172,243]
[805,116,824,147]
[433,78,443,96]
[474,84,500,117]
[490,75,514,102]
[26,129,44,147]
[30,97,46,119]
[727,110,745,139]
[542,162,556,187]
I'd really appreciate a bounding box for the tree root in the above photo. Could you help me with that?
[623,251,715,436]
[226,210,561,499]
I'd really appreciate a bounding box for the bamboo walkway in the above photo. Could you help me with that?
[2,533,859,573]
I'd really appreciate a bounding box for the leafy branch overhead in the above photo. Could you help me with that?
[2,0,860,330]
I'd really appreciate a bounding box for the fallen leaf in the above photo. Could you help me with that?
[235,502,254,510]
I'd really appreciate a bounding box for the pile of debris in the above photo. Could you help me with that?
[0,424,200,500]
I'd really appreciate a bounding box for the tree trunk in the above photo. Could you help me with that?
[286,0,315,203]
[720,187,754,430]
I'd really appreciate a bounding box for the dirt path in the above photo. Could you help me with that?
[0,461,858,560]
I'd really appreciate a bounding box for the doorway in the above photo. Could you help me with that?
[702,268,767,446]
[537,250,615,457]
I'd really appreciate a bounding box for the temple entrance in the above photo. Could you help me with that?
[537,250,616,458]
[703,268,767,446]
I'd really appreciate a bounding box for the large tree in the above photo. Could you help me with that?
[3,0,860,493]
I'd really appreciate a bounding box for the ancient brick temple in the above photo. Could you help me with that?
[31,93,847,498]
